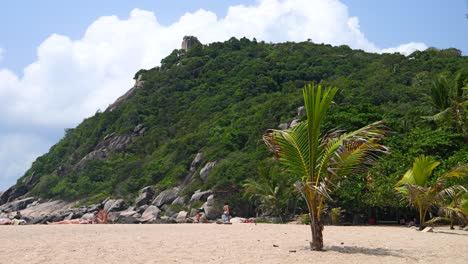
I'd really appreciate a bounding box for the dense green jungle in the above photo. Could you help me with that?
[11,37,468,219]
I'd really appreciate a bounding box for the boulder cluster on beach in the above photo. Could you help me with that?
[0,185,227,224]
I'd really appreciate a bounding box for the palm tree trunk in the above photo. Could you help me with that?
[419,209,427,231]
[309,213,324,250]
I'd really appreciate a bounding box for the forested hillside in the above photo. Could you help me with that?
[7,37,467,214]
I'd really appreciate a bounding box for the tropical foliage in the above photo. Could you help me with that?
[243,161,295,221]
[9,38,467,218]
[263,84,388,250]
[395,155,467,230]
[425,70,468,142]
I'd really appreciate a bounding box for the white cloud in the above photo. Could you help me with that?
[0,48,3,62]
[0,133,52,191]
[0,0,428,190]
[381,42,428,56]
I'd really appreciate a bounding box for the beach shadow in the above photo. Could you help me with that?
[435,230,468,237]
[325,245,408,259]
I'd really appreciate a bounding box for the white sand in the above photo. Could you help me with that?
[1,224,467,264]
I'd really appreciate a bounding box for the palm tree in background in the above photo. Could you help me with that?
[425,70,468,142]
[433,191,468,229]
[263,84,388,251]
[395,155,467,230]
[243,161,294,222]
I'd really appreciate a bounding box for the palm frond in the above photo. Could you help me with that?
[430,76,452,111]
[444,165,468,178]
[422,107,453,122]
[435,185,468,203]
[263,122,311,180]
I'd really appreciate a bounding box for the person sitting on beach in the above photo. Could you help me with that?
[13,211,22,220]
[47,219,92,225]
[93,205,108,224]
[222,203,230,223]
[194,212,201,223]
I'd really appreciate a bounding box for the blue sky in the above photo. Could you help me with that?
[0,0,467,191]
[1,0,466,74]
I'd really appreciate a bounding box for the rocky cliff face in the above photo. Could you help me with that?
[106,75,144,112]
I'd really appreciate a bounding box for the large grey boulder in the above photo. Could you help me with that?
[278,123,289,130]
[104,199,126,212]
[202,194,223,220]
[289,119,300,128]
[9,197,35,211]
[86,204,100,213]
[117,210,140,224]
[107,212,121,223]
[136,205,149,214]
[176,211,188,223]
[135,186,155,207]
[297,106,305,118]
[200,162,216,182]
[81,213,95,220]
[158,216,177,224]
[152,187,179,207]
[189,190,213,205]
[140,205,161,223]
[171,196,186,206]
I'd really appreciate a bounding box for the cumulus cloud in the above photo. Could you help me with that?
[0,0,428,190]
[381,42,428,56]
[0,133,52,190]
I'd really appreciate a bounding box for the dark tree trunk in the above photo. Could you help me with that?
[309,213,324,251]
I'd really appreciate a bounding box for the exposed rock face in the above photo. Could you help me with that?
[175,211,188,223]
[297,106,305,118]
[117,210,140,224]
[152,187,180,207]
[289,119,300,128]
[181,152,204,186]
[75,135,131,170]
[171,196,185,206]
[135,186,155,207]
[74,124,145,172]
[189,190,213,205]
[104,199,126,212]
[190,153,203,172]
[136,205,149,214]
[181,36,201,51]
[140,205,161,223]
[202,194,223,220]
[278,123,289,130]
[6,197,35,212]
[106,75,145,112]
[199,161,216,182]
[0,185,28,205]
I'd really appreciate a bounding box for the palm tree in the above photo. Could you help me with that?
[425,70,468,142]
[263,84,388,251]
[395,155,467,230]
[243,162,294,222]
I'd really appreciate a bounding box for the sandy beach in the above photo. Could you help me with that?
[1,224,467,264]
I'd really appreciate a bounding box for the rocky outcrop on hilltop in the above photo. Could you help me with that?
[181,36,201,51]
